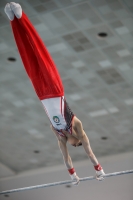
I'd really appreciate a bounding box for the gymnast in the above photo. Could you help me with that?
[5,2,105,185]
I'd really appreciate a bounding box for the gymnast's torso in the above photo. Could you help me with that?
[41,96,75,137]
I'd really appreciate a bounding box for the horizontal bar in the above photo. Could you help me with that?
[0,169,133,195]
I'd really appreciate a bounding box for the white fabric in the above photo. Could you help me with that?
[70,172,80,185]
[96,169,105,181]
[4,3,14,21]
[10,2,22,19]
[41,96,67,131]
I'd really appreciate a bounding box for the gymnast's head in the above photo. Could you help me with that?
[67,136,82,147]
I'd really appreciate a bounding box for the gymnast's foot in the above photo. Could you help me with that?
[4,3,14,21]
[10,2,22,19]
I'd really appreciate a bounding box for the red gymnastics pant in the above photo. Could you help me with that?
[10,12,64,100]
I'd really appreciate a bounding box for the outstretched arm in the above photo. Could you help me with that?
[73,118,105,180]
[58,138,73,169]
[73,118,98,165]
[51,126,80,185]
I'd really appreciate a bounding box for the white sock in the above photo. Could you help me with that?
[4,3,14,21]
[10,2,22,19]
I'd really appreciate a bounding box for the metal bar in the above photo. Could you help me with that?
[0,169,133,195]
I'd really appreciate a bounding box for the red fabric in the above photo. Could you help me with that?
[68,168,75,175]
[10,12,64,100]
[94,164,102,171]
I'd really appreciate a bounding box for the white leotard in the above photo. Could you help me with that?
[41,96,74,137]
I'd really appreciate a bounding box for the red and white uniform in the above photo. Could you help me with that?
[10,11,74,136]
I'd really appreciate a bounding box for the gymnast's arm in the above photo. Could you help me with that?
[50,125,73,169]
[50,125,80,185]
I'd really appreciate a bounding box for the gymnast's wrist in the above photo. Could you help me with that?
[68,167,75,175]
[94,163,102,171]
[68,168,78,181]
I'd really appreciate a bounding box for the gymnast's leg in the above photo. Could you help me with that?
[5,2,64,100]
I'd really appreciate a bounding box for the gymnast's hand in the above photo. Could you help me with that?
[95,169,105,181]
[70,172,80,185]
